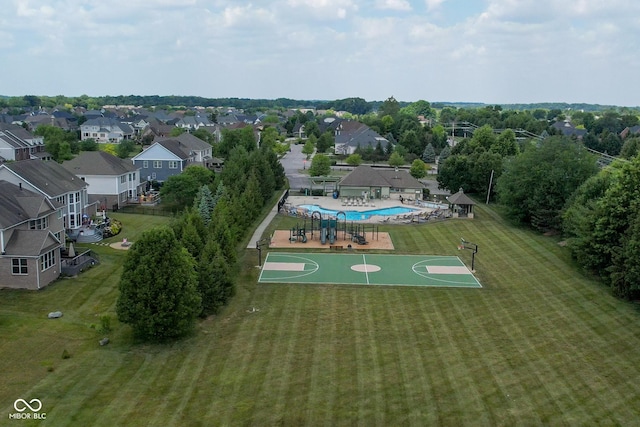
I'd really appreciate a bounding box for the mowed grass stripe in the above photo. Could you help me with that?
[28,351,129,426]
[234,285,306,424]
[98,351,172,427]
[477,224,576,422]
[304,287,338,426]
[385,289,438,425]
[360,290,386,426]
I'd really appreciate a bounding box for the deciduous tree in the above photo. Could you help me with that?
[410,159,427,179]
[495,136,598,231]
[308,154,331,176]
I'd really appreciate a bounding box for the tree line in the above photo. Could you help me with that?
[116,127,286,342]
[436,121,640,301]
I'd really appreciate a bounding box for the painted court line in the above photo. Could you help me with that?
[426,265,471,275]
[263,262,306,271]
[362,254,370,284]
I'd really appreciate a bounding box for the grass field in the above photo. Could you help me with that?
[2,207,640,425]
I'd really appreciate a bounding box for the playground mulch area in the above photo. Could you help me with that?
[270,230,395,250]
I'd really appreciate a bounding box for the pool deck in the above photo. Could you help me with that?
[284,195,440,224]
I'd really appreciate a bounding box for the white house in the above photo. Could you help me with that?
[80,117,134,143]
[62,151,144,210]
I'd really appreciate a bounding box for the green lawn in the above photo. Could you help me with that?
[2,207,640,425]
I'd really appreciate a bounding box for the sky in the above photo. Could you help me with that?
[1,0,639,106]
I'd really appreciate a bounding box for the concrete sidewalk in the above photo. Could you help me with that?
[246,190,287,249]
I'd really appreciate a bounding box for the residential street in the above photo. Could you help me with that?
[280,143,309,191]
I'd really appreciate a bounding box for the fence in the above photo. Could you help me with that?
[114,205,178,217]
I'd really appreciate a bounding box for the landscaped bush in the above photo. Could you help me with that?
[103,218,123,238]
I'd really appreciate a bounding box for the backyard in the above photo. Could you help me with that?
[1,207,640,425]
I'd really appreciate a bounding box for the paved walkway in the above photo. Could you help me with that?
[246,190,287,249]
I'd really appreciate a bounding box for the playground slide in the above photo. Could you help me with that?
[321,227,327,245]
[329,227,336,244]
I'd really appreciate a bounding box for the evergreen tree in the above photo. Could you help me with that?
[194,185,215,226]
[116,227,201,342]
[181,217,205,258]
[422,143,436,163]
[438,145,451,165]
[198,241,234,315]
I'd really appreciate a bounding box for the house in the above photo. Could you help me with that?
[0,159,93,232]
[334,121,390,155]
[620,125,640,139]
[131,133,213,182]
[62,151,144,210]
[0,180,65,290]
[551,120,587,139]
[338,165,424,201]
[80,117,134,143]
[175,114,213,130]
[0,124,46,163]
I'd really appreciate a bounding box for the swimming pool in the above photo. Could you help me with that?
[298,204,419,221]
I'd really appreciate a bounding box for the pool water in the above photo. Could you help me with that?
[298,204,419,221]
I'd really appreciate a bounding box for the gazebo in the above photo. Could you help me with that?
[447,188,476,218]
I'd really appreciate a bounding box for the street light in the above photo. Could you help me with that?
[459,237,478,272]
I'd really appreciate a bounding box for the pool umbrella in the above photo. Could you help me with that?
[68,242,76,258]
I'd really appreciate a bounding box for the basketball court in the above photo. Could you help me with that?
[258,252,482,288]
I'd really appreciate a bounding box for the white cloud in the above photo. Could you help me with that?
[1,0,639,106]
[286,0,358,19]
[425,0,447,11]
[375,0,412,11]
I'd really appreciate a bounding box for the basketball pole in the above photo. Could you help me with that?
[460,237,478,272]
[256,238,270,267]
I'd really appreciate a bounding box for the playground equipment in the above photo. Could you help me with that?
[289,223,307,243]
[320,218,338,245]
[346,222,381,245]
[309,210,345,245]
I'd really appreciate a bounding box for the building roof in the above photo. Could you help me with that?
[335,121,389,149]
[1,159,88,198]
[339,165,424,189]
[82,117,134,134]
[4,229,60,256]
[447,188,476,205]
[62,151,139,176]
[0,180,55,229]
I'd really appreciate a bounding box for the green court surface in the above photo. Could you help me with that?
[258,252,482,288]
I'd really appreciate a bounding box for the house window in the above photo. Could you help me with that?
[12,258,28,275]
[120,175,126,184]
[29,217,49,230]
[151,172,157,180]
[153,161,162,169]
[143,161,148,168]
[168,161,178,169]
[41,250,56,272]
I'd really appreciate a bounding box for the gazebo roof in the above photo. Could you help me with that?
[447,188,476,205]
